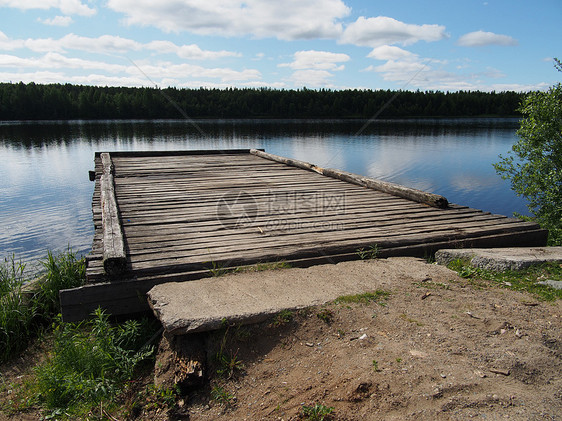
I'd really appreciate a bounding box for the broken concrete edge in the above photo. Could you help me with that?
[435,247,562,272]
[149,300,318,336]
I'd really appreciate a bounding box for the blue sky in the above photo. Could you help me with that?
[0,0,560,91]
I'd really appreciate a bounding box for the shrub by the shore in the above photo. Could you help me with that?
[0,250,85,363]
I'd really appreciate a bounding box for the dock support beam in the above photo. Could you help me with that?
[250,149,448,209]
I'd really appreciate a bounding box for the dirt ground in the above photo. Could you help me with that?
[180,259,562,421]
[2,258,561,420]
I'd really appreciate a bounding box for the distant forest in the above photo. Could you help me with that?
[0,82,525,120]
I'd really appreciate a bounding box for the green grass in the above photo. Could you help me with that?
[34,250,85,318]
[0,250,85,363]
[447,260,562,301]
[301,403,334,421]
[208,260,292,277]
[334,290,390,305]
[1,251,162,419]
[235,261,291,273]
[213,320,245,379]
[215,351,245,379]
[272,309,294,327]
[356,244,380,260]
[210,385,235,407]
[316,308,334,324]
[0,257,34,362]
[33,308,156,416]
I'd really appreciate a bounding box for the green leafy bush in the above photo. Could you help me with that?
[34,308,155,413]
[494,66,562,245]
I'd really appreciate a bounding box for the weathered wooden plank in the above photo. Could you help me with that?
[118,205,486,239]
[250,149,448,208]
[126,219,543,270]
[100,153,127,277]
[123,219,538,265]
[123,211,507,250]
[115,194,412,219]
[126,225,548,275]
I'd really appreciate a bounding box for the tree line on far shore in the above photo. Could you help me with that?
[0,82,526,120]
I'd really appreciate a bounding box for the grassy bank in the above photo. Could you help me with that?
[446,260,562,301]
[1,251,160,419]
[0,250,86,363]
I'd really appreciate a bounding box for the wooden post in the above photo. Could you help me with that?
[250,149,448,209]
[100,153,127,276]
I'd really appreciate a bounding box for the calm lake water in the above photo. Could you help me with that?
[0,118,526,273]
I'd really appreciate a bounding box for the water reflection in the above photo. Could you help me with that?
[0,118,525,272]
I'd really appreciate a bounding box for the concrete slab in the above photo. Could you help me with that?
[147,257,457,335]
[538,280,562,290]
[435,247,562,272]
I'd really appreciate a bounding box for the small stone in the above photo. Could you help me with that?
[409,350,428,358]
[489,368,510,376]
[359,333,368,340]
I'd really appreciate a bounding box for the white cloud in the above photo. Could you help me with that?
[457,31,518,47]
[363,53,541,92]
[128,61,261,82]
[0,0,95,16]
[289,69,335,87]
[367,45,417,61]
[0,32,240,60]
[279,50,350,70]
[0,52,261,82]
[481,67,506,79]
[0,31,22,51]
[280,50,349,88]
[0,70,146,87]
[145,41,240,60]
[38,15,73,26]
[106,0,350,40]
[58,34,142,53]
[341,16,448,47]
[0,53,126,73]
[488,82,550,92]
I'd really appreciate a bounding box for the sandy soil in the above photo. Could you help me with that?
[2,258,561,420]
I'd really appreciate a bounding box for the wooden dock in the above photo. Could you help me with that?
[60,149,547,321]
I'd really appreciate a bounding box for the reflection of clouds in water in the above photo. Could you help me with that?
[365,144,437,193]
[0,207,93,276]
[288,137,345,170]
[449,173,500,193]
[1,142,94,271]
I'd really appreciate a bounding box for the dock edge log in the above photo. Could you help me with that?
[100,153,127,276]
[250,149,449,209]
